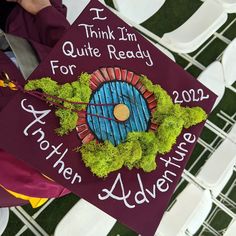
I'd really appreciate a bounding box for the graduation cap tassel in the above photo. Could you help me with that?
[0,72,17,90]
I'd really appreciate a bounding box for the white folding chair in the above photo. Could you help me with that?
[223,220,236,236]
[155,184,212,236]
[113,0,166,24]
[215,111,236,145]
[54,199,116,236]
[160,0,228,53]
[196,138,236,197]
[218,0,236,13]
[63,0,90,24]
[222,38,236,92]
[0,208,9,235]
[197,61,225,110]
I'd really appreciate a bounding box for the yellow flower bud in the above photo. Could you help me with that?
[0,80,6,87]
[8,82,17,90]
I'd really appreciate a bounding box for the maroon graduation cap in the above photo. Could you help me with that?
[0,1,216,235]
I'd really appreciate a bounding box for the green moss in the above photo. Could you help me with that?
[70,72,92,110]
[80,141,124,178]
[118,140,142,170]
[126,132,158,171]
[79,132,159,177]
[25,73,207,178]
[138,154,157,172]
[25,73,92,135]
[156,116,184,154]
[24,77,59,95]
[55,109,78,136]
[58,83,73,99]
[180,106,207,128]
[78,75,207,178]
[140,75,173,123]
[140,75,207,129]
